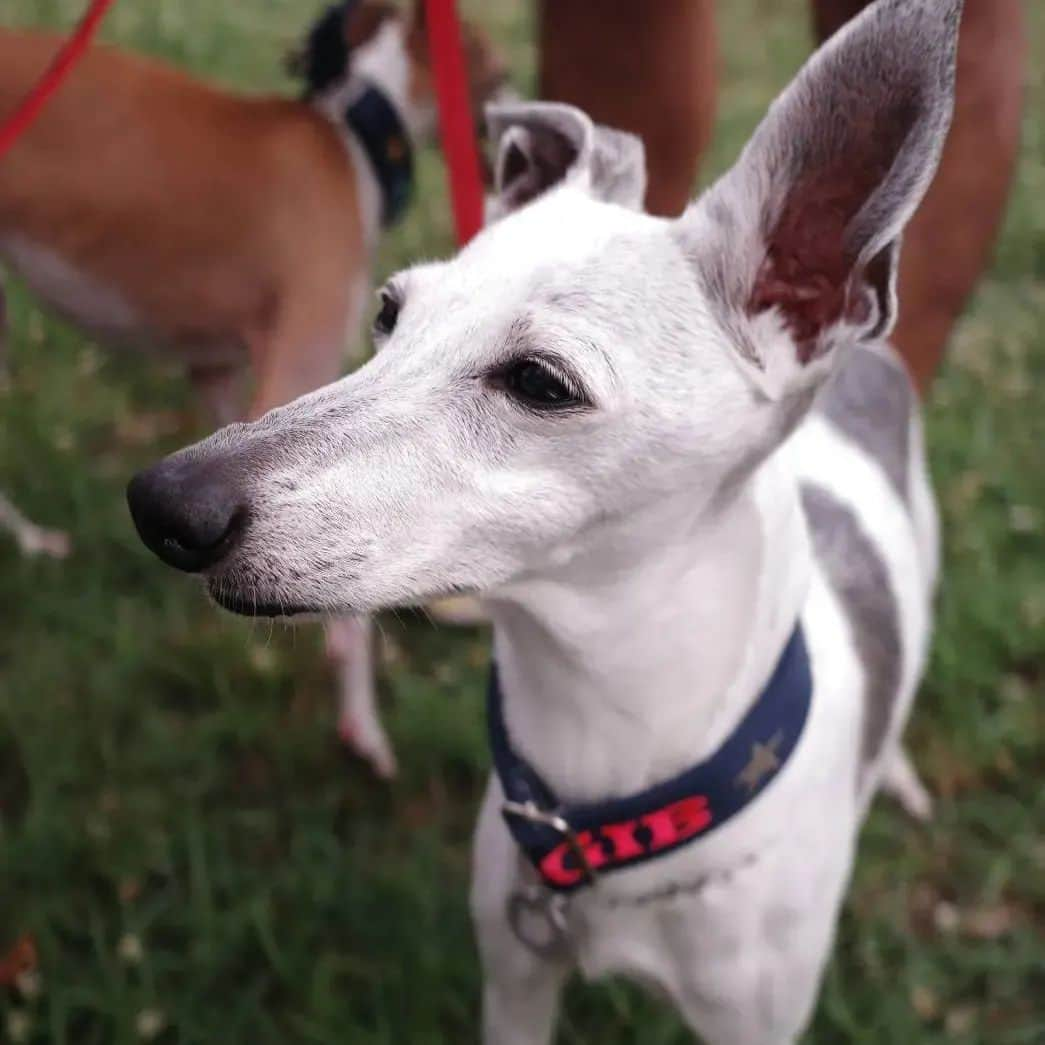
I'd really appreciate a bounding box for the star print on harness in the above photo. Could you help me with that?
[488,625,813,893]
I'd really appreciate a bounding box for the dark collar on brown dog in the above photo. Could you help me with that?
[344,82,414,227]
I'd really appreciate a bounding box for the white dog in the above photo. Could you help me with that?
[128,0,960,1039]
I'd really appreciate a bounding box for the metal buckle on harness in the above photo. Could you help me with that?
[506,879,571,959]
[500,800,584,959]
[501,799,598,886]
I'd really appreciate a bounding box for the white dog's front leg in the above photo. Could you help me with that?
[472,784,570,1045]
[478,918,568,1045]
[482,961,568,1045]
[325,615,396,778]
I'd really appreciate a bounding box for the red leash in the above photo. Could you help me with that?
[0,0,118,161]
[423,0,485,246]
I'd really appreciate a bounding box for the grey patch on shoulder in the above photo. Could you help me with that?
[801,483,902,784]
[816,345,914,504]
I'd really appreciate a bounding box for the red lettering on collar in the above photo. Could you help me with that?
[538,795,713,888]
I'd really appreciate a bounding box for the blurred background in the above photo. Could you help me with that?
[0,1,1042,1041]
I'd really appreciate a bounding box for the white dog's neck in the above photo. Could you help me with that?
[487,454,811,804]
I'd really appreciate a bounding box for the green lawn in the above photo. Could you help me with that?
[1,1,1043,1042]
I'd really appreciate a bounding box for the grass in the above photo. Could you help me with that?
[1,0,1043,1041]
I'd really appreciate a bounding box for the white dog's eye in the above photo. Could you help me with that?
[503,358,583,410]
[373,289,400,338]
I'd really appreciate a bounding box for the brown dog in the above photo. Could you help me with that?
[0,1,503,421]
[0,0,505,773]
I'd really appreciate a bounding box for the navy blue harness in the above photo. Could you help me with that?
[488,626,813,892]
[344,84,413,227]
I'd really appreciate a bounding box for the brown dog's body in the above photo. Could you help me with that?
[1,28,376,422]
[0,4,504,421]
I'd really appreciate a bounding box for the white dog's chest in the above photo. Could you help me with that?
[569,815,852,1012]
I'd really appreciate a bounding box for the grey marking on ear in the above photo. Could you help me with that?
[816,345,914,505]
[801,483,902,783]
[588,125,646,211]
[494,123,578,213]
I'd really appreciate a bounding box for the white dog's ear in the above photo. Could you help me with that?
[485,101,646,218]
[678,0,962,399]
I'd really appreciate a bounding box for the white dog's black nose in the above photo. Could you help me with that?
[127,456,248,572]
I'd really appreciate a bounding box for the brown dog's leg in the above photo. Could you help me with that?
[0,285,70,558]
[813,0,1025,393]
[246,295,399,775]
[326,615,397,778]
[189,363,248,429]
[249,330,346,420]
[0,282,8,380]
[246,280,356,420]
[537,0,717,217]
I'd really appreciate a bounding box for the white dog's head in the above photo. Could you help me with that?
[129,0,961,617]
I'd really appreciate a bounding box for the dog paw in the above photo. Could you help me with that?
[338,717,398,780]
[896,779,934,823]
[19,525,72,559]
[882,748,934,823]
[1,493,71,559]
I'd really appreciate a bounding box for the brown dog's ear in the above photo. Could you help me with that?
[345,0,399,50]
[486,102,646,219]
[678,0,962,396]
[290,2,401,94]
